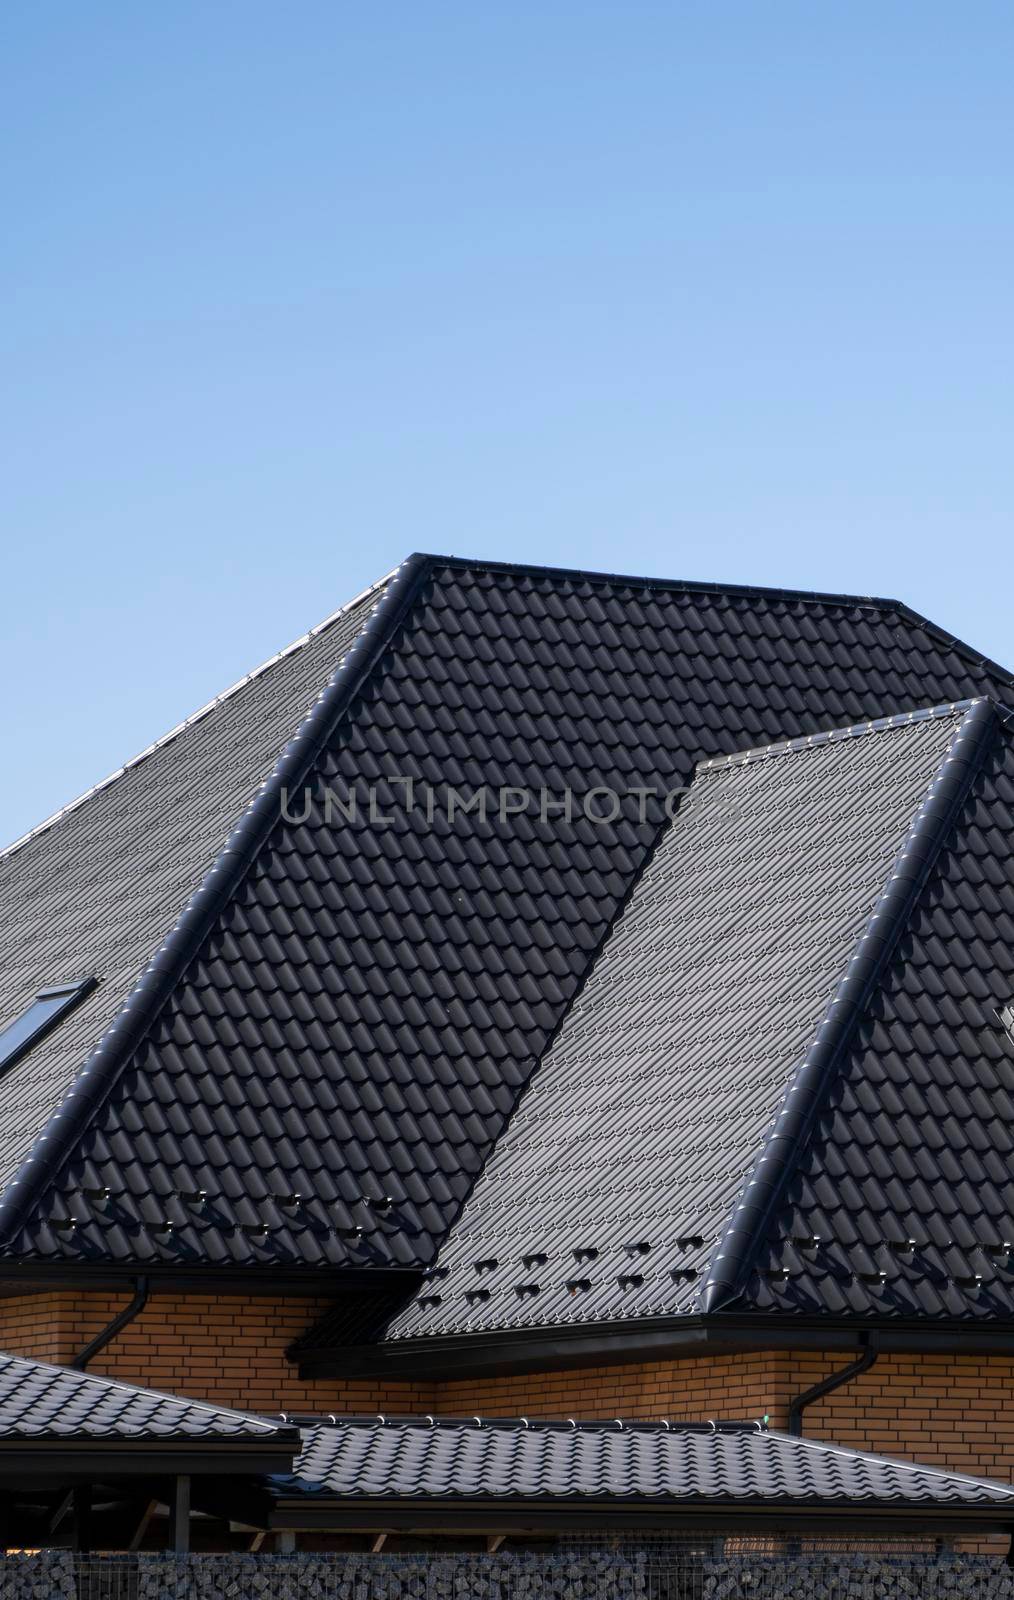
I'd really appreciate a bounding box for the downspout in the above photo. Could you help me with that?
[71,1275,150,1370]
[787,1334,879,1437]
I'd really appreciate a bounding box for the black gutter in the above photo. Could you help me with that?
[71,1276,150,1370]
[700,696,999,1315]
[294,1313,1014,1382]
[787,1336,879,1437]
[265,1499,1014,1537]
[0,554,433,1254]
[0,1441,300,1477]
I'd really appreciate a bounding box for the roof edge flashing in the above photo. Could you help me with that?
[693,699,983,780]
[699,694,1001,1316]
[0,554,434,1253]
[0,568,398,864]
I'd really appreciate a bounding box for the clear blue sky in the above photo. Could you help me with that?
[2,4,1011,847]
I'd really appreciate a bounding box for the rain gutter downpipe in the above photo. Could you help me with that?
[787,1334,879,1437]
[71,1275,150,1370]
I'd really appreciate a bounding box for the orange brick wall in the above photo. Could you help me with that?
[787,1350,1014,1485]
[0,1291,428,1414]
[3,1291,1014,1490]
[0,1292,72,1364]
[432,1352,784,1423]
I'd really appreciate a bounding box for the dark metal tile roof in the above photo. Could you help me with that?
[0,579,382,1194]
[747,706,1014,1320]
[0,1350,291,1441]
[1,556,1010,1276]
[276,1416,1014,1507]
[379,703,997,1344]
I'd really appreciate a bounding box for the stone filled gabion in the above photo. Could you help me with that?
[2,1551,1014,1600]
[698,1555,1014,1599]
[0,1552,76,1600]
[134,1553,1014,1600]
[134,1553,651,1600]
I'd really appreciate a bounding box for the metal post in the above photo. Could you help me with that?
[169,1474,191,1554]
[71,1485,92,1554]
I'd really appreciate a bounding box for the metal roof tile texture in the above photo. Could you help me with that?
[3,559,1010,1272]
[0,583,381,1194]
[385,707,973,1341]
[0,1351,283,1440]
[279,1416,1014,1506]
[748,708,1014,1319]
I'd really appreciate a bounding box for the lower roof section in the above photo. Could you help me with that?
[0,1351,300,1476]
[267,1415,1014,1532]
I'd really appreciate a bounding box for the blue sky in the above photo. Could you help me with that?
[1,4,1011,847]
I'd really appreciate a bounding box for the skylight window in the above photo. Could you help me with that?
[0,979,96,1075]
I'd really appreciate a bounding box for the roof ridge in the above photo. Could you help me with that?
[0,568,396,863]
[427,553,905,611]
[6,560,1010,869]
[291,1413,766,1434]
[0,554,434,1252]
[426,554,1014,689]
[699,695,1002,1315]
[694,699,982,778]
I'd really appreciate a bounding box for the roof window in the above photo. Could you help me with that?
[0,978,96,1075]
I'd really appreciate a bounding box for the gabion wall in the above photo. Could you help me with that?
[2,1550,1014,1600]
[699,1554,1014,1598]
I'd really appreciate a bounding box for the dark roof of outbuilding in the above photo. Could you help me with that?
[1,557,1010,1280]
[0,1350,295,1443]
[275,1415,1014,1509]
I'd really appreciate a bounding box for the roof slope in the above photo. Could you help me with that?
[376,703,989,1345]
[1,556,1010,1275]
[277,1415,1014,1508]
[745,704,1014,1320]
[0,1350,292,1441]
[0,578,384,1193]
